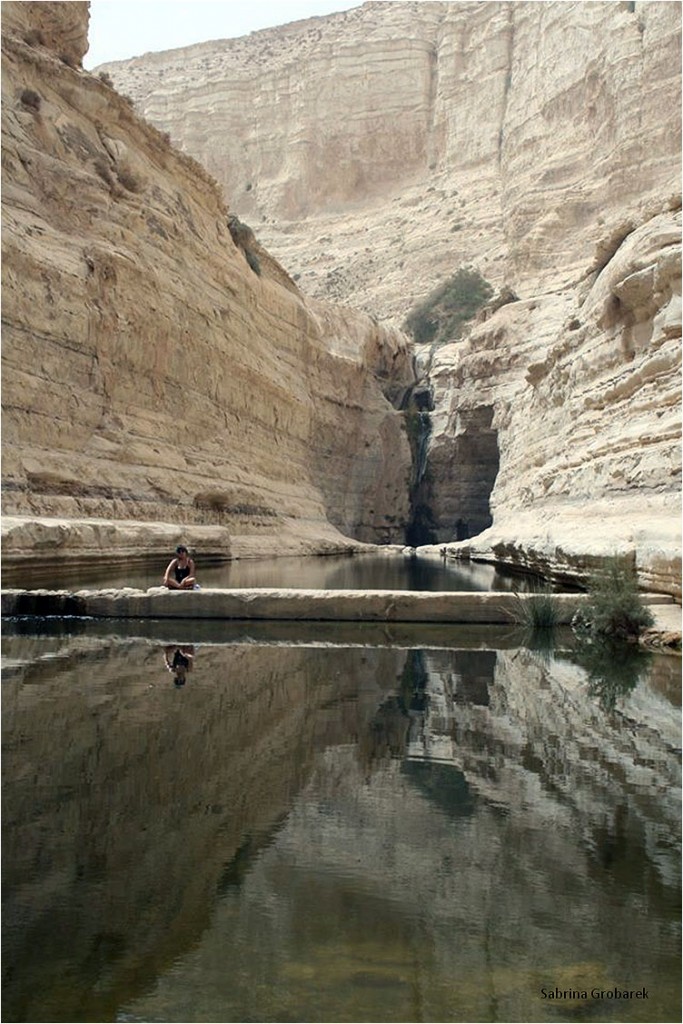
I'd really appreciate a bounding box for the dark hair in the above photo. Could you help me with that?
[176,545,188,555]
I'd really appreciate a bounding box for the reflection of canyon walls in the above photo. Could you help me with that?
[122,645,681,1024]
[1,2,414,557]
[423,647,681,862]
[1,635,404,1021]
[103,1,681,590]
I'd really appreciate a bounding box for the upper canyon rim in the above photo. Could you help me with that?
[1,1,681,599]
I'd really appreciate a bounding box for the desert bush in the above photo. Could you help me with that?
[572,556,654,640]
[20,88,41,112]
[571,637,650,711]
[404,266,494,345]
[509,591,561,630]
[98,71,114,87]
[245,248,261,276]
[227,215,261,274]
[228,214,255,249]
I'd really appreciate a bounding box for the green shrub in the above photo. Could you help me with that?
[574,556,654,640]
[404,266,494,345]
[510,591,560,630]
[227,215,261,275]
[228,214,255,249]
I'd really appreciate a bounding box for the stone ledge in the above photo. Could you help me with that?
[0,588,675,624]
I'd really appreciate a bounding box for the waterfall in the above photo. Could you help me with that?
[413,410,431,488]
[403,384,437,547]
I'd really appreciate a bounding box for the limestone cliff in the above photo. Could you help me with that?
[99,1,681,319]
[1,1,415,561]
[434,208,681,595]
[101,0,682,593]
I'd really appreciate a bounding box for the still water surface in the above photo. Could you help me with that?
[2,621,680,1023]
[8,553,555,593]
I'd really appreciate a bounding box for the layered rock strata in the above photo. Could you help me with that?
[428,206,682,595]
[1,2,415,562]
[99,1,681,321]
[101,0,682,593]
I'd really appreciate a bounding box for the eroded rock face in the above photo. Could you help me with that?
[101,0,681,592]
[436,208,682,595]
[100,1,681,319]
[2,1,89,67]
[1,7,415,557]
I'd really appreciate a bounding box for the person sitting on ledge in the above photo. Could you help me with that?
[163,545,198,590]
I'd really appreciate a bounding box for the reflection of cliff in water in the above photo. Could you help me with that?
[2,636,680,1023]
[117,644,680,1024]
[1,637,404,1022]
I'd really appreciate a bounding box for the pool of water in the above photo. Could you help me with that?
[2,621,680,1023]
[5,553,561,593]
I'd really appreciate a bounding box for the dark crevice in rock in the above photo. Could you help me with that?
[403,384,437,547]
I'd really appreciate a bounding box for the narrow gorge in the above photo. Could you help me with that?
[2,0,681,596]
[2,6,681,1020]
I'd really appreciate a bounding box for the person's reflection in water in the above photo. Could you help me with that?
[164,645,195,687]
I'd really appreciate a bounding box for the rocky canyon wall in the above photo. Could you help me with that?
[100,1,681,319]
[1,1,416,562]
[101,1,681,592]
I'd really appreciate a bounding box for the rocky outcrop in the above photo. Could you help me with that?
[2,1,89,67]
[101,0,681,593]
[3,3,680,589]
[1,2,415,559]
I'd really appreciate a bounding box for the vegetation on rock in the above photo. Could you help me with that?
[228,214,262,275]
[404,266,493,345]
[573,556,654,640]
[510,591,561,630]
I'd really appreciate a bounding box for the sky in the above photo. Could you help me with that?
[85,0,362,68]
